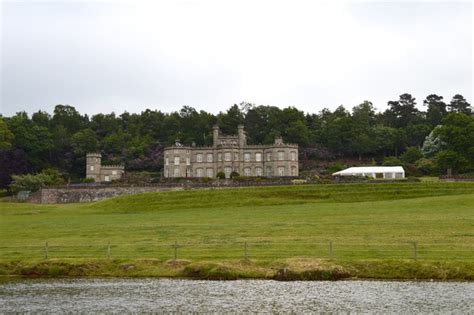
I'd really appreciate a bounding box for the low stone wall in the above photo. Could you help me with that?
[39,186,184,204]
[33,179,300,204]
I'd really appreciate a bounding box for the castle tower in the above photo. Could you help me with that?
[86,153,102,182]
[212,125,219,147]
[237,124,246,147]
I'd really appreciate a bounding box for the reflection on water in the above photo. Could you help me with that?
[1,278,473,313]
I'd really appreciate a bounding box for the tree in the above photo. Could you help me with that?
[373,125,398,156]
[384,93,420,128]
[52,104,85,134]
[71,129,98,156]
[400,147,423,164]
[433,113,474,172]
[31,110,51,128]
[448,94,471,114]
[436,150,468,175]
[351,101,376,160]
[0,118,13,150]
[424,94,447,127]
[421,127,443,157]
[217,105,244,135]
[0,149,28,189]
[7,112,53,171]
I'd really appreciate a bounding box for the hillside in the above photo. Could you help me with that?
[1,182,474,280]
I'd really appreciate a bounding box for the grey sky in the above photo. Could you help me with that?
[0,0,472,117]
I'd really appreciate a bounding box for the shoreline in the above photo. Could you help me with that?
[1,258,473,283]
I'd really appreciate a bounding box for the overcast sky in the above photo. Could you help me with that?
[0,0,472,117]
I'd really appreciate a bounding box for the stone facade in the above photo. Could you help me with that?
[86,153,124,182]
[163,125,299,178]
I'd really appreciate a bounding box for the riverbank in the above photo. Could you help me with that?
[1,258,473,282]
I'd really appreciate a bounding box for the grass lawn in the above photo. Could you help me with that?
[1,182,473,280]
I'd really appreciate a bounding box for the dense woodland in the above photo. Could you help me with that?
[0,93,473,189]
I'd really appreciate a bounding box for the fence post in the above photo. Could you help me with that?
[244,241,248,260]
[329,240,333,259]
[44,242,49,259]
[412,241,418,261]
[107,241,111,259]
[173,241,178,262]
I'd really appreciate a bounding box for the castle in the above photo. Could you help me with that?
[163,125,298,178]
[86,153,124,182]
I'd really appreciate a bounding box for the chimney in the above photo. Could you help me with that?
[213,125,219,147]
[238,124,246,147]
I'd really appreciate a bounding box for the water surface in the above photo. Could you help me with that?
[1,278,473,313]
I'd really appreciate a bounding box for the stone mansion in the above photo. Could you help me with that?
[163,125,298,178]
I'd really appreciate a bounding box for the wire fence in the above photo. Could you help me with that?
[1,241,473,261]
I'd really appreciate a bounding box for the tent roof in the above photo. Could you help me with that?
[332,166,405,176]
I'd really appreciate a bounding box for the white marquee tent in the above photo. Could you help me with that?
[332,166,405,179]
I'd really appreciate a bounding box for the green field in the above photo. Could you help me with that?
[1,182,474,280]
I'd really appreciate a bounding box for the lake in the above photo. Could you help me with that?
[1,278,472,313]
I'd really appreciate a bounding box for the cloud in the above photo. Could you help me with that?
[0,0,471,116]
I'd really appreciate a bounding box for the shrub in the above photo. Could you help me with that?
[415,158,438,176]
[230,171,240,179]
[216,172,226,179]
[291,179,307,185]
[83,177,95,183]
[382,156,402,166]
[400,147,423,164]
[326,162,346,174]
[10,169,65,193]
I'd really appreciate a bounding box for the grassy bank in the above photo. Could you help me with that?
[1,182,474,280]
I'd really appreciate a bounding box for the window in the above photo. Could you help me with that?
[207,168,213,178]
[165,158,169,166]
[224,152,231,161]
[174,168,180,177]
[291,151,297,161]
[186,157,190,165]
[244,153,251,162]
[255,153,262,162]
[278,166,285,176]
[196,168,203,177]
[256,167,262,176]
[224,167,232,178]
[218,153,222,161]
[112,170,117,175]
[244,167,251,176]
[207,153,213,162]
[266,152,272,161]
[266,166,272,177]
[104,175,110,182]
[90,166,94,171]
[291,166,297,176]
[197,154,203,162]
[174,157,180,165]
[278,151,284,161]
[234,153,239,161]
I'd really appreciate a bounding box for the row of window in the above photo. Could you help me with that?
[166,166,298,178]
[166,151,297,165]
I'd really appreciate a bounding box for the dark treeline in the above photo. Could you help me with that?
[0,93,472,187]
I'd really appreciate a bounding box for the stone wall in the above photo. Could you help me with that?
[34,179,298,204]
[38,186,184,204]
